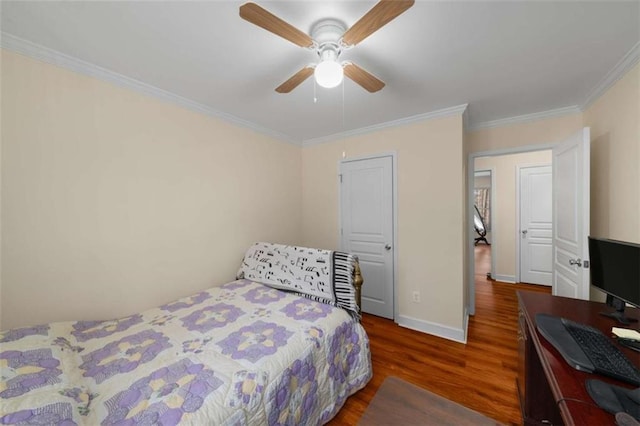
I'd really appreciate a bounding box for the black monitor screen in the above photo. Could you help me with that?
[588,236,640,308]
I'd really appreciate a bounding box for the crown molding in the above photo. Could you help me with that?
[581,40,640,110]
[462,105,470,132]
[302,103,469,147]
[1,32,300,146]
[467,105,582,132]
[4,29,637,145]
[469,41,640,131]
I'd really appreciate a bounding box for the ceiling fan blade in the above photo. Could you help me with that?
[275,67,314,93]
[342,0,415,46]
[239,2,314,48]
[344,63,385,93]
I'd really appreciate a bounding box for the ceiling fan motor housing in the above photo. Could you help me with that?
[311,19,347,88]
[311,19,347,59]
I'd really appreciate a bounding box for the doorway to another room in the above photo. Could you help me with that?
[468,149,554,316]
[473,170,494,282]
[474,150,552,286]
[467,128,591,316]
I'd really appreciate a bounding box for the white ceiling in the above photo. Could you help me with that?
[2,1,639,144]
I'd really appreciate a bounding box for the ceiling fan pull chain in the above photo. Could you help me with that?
[342,78,345,130]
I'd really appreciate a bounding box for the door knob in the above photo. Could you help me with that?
[385,244,392,251]
[569,258,582,267]
[521,230,528,237]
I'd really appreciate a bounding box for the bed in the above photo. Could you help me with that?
[0,243,372,425]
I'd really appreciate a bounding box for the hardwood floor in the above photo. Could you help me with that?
[329,245,551,425]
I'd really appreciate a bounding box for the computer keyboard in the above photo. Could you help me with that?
[562,318,640,386]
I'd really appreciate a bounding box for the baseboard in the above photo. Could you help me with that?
[493,274,517,283]
[397,314,467,344]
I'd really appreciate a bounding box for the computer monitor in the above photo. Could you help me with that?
[588,236,640,325]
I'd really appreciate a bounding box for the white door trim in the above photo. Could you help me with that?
[467,142,556,316]
[338,151,398,321]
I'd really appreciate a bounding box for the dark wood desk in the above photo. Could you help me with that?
[517,291,640,426]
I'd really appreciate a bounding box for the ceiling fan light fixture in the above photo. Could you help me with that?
[314,46,343,88]
[314,59,343,88]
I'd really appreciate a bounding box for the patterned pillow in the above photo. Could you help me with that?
[238,242,359,318]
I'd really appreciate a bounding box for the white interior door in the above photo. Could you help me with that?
[340,155,394,319]
[553,128,591,299]
[520,165,552,285]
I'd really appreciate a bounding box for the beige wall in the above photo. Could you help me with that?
[1,50,302,330]
[583,63,640,302]
[2,44,637,337]
[0,51,3,326]
[468,114,582,154]
[475,151,552,281]
[474,175,491,188]
[584,63,640,245]
[302,116,466,334]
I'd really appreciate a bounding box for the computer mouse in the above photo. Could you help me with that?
[616,411,639,426]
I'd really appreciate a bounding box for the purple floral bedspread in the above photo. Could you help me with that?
[0,280,372,425]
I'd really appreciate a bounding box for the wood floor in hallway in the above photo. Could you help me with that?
[329,245,551,425]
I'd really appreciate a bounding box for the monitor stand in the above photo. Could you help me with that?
[601,295,639,325]
[600,311,639,325]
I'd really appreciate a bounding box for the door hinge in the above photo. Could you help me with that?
[339,174,343,183]
[340,228,343,236]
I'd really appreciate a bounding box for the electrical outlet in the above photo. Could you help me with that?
[412,291,420,303]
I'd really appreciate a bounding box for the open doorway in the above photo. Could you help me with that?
[467,146,554,316]
[474,150,552,282]
[473,170,494,282]
[467,128,592,316]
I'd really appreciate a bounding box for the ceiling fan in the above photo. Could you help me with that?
[239,1,415,93]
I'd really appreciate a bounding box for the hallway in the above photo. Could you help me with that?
[475,243,492,280]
